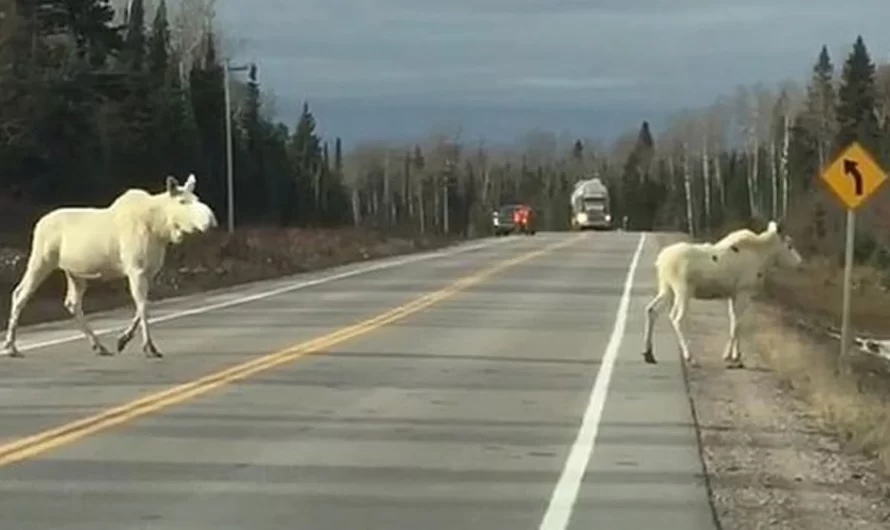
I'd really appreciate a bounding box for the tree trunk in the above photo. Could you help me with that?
[383,153,391,228]
[433,181,440,232]
[746,137,758,217]
[702,135,711,231]
[417,179,426,234]
[770,133,778,220]
[715,152,725,210]
[443,177,450,235]
[781,113,791,217]
[403,154,412,223]
[351,186,361,227]
[683,143,695,236]
[314,164,322,220]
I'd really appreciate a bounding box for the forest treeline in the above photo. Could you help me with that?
[0,0,351,231]
[2,0,890,258]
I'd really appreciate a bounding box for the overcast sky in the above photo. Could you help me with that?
[213,0,890,146]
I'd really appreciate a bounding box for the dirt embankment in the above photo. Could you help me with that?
[652,232,890,529]
[0,225,463,329]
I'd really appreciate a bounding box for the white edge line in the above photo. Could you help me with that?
[6,236,517,354]
[537,232,647,530]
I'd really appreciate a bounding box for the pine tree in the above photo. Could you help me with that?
[147,0,169,80]
[240,63,261,139]
[289,102,323,221]
[787,113,819,193]
[123,0,145,70]
[334,137,343,176]
[570,139,584,179]
[237,62,267,220]
[803,45,837,169]
[571,139,583,162]
[31,0,122,66]
[108,0,154,186]
[835,35,881,156]
[620,121,657,229]
[189,30,227,214]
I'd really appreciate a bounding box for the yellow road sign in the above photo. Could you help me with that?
[820,141,888,210]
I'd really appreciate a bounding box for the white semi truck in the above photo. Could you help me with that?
[570,177,613,230]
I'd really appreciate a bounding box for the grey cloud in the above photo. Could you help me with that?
[216,0,890,137]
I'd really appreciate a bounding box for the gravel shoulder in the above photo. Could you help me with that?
[652,233,890,529]
[684,300,890,529]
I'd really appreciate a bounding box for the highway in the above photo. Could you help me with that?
[0,232,716,530]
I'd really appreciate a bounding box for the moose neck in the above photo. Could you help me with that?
[734,234,779,268]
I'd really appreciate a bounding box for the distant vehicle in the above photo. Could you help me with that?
[570,177,613,230]
[491,203,537,236]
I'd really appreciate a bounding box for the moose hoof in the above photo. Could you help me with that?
[116,334,131,353]
[93,343,114,356]
[642,350,657,364]
[725,359,745,369]
[143,343,163,359]
[5,348,24,359]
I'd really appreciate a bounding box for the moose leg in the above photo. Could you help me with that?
[642,279,672,364]
[667,288,697,366]
[115,315,140,353]
[117,266,162,353]
[125,270,162,358]
[63,273,111,356]
[2,257,53,358]
[725,294,750,369]
[722,298,737,361]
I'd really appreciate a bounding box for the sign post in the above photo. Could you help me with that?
[820,141,888,370]
[222,58,251,234]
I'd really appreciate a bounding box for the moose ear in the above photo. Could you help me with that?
[184,173,196,193]
[166,176,180,195]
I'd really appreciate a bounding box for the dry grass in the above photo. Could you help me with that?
[765,257,890,336]
[754,236,890,474]
[656,228,890,474]
[755,215,890,474]
[750,302,890,473]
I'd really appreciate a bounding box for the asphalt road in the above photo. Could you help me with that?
[0,231,716,530]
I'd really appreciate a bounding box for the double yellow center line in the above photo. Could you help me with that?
[0,234,584,467]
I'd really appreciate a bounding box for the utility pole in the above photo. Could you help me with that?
[223,57,251,234]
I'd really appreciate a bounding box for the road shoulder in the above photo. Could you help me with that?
[649,232,890,529]
[683,294,890,529]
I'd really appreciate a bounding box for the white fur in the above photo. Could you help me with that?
[641,220,803,368]
[1,173,218,359]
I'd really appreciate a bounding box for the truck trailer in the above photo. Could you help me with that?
[570,177,613,230]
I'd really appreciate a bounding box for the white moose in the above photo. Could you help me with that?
[641,220,803,368]
[2,174,218,359]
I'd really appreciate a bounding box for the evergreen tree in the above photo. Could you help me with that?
[787,114,819,193]
[147,0,169,80]
[289,102,323,221]
[803,45,837,169]
[620,121,657,229]
[189,30,227,216]
[107,0,153,187]
[835,35,881,156]
[35,0,123,67]
[237,62,266,219]
[571,139,583,163]
[121,0,145,71]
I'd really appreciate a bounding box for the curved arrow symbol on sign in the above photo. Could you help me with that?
[843,159,863,196]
